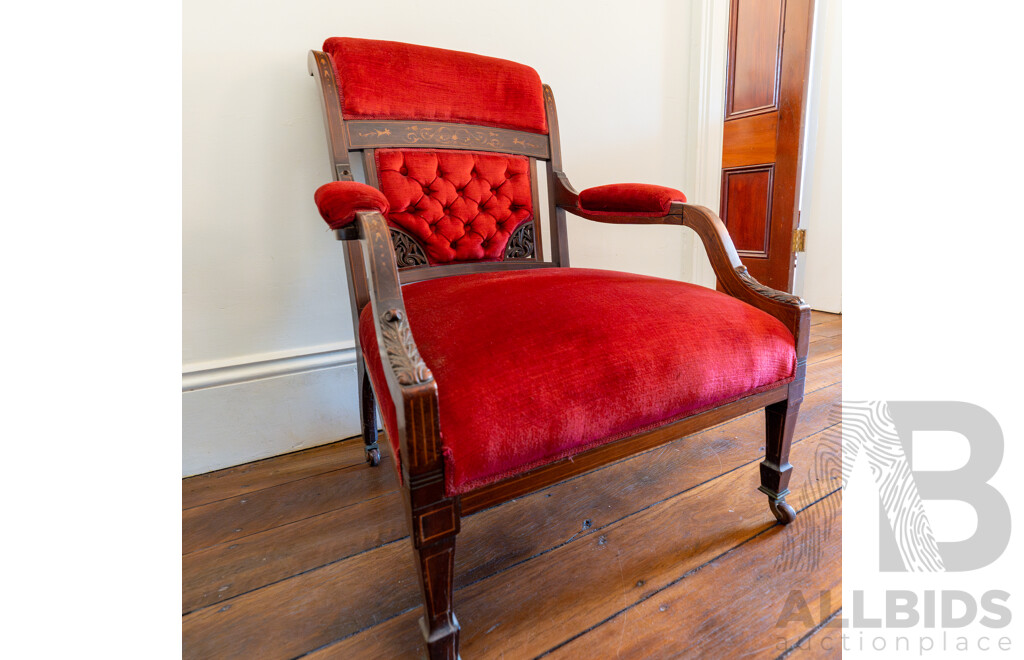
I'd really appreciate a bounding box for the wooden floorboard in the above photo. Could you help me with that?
[183,439,372,510]
[810,310,840,326]
[303,428,840,659]
[182,459,398,554]
[808,334,842,364]
[182,490,405,613]
[543,494,842,659]
[810,319,842,339]
[183,315,842,658]
[782,609,843,659]
[182,379,840,616]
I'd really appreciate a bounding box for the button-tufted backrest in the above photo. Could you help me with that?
[377,149,533,264]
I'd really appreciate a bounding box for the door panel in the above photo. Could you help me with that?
[721,165,774,256]
[722,112,778,168]
[720,0,814,292]
[727,0,784,118]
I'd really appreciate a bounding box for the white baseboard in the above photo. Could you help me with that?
[182,344,361,477]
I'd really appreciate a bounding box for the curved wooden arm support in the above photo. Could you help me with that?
[551,170,579,208]
[553,172,809,357]
[676,204,810,358]
[350,210,446,491]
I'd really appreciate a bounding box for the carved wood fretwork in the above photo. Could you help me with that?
[390,228,428,269]
[347,120,550,158]
[380,308,434,386]
[734,265,804,305]
[505,222,535,260]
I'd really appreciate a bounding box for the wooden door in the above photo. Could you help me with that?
[720,0,814,292]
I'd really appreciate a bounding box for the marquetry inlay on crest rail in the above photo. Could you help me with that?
[347,120,550,159]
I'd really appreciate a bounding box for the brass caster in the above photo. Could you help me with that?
[365,445,381,467]
[759,485,796,524]
[768,497,797,524]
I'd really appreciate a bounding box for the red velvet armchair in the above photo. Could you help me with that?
[308,38,809,660]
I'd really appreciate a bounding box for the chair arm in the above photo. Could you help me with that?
[578,183,687,218]
[553,173,688,223]
[553,172,809,355]
[314,181,390,230]
[346,208,445,482]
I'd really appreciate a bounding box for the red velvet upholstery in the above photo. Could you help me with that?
[322,38,548,134]
[360,268,796,495]
[376,149,533,264]
[314,181,390,229]
[578,183,687,217]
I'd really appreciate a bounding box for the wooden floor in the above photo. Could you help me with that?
[183,312,842,659]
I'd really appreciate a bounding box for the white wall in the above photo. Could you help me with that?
[183,0,715,475]
[794,0,842,312]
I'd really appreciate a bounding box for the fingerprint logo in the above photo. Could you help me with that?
[778,405,842,574]
[842,401,945,572]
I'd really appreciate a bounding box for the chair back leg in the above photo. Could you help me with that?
[760,392,801,524]
[359,364,381,466]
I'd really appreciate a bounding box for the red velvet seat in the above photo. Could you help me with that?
[360,268,796,495]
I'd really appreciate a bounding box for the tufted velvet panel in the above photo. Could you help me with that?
[360,268,797,495]
[376,149,534,264]
[322,37,548,134]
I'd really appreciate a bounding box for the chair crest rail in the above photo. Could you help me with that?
[347,120,550,158]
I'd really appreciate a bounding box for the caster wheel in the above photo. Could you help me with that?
[769,498,797,524]
[366,447,381,467]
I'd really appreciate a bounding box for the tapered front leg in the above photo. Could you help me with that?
[411,495,461,660]
[760,396,800,524]
[359,364,381,466]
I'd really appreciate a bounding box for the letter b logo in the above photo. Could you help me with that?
[844,401,1011,572]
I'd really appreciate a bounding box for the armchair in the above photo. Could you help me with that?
[308,38,809,660]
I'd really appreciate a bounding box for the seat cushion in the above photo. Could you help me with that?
[360,268,796,495]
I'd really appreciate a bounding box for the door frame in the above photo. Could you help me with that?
[685,0,731,289]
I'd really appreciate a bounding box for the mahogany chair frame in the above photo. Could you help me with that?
[309,49,810,660]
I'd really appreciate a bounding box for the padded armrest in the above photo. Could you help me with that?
[314,181,390,229]
[577,183,687,218]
